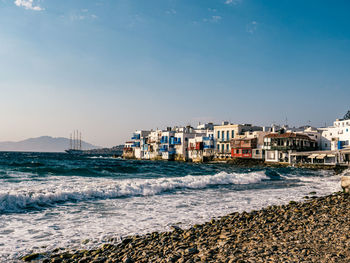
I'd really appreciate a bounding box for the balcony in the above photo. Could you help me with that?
[203,145,214,149]
[132,142,140,147]
[160,136,168,144]
[173,138,182,145]
[159,146,168,152]
[131,134,141,140]
[169,137,181,145]
[168,148,176,155]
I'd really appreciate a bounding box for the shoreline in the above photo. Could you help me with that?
[22,191,350,263]
[126,157,348,174]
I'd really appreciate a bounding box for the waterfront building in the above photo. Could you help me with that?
[173,127,197,161]
[144,129,162,160]
[230,137,257,159]
[296,127,322,149]
[122,141,135,159]
[188,130,215,162]
[214,122,263,159]
[263,132,317,163]
[159,128,176,160]
[230,131,268,159]
[320,119,350,151]
[290,150,338,166]
[130,130,151,159]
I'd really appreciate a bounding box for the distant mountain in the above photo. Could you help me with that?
[0,136,101,152]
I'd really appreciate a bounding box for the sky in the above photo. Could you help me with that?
[0,0,350,147]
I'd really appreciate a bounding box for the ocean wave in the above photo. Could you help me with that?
[0,171,268,214]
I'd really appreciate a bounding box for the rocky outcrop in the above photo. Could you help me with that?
[341,176,350,193]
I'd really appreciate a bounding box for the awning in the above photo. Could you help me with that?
[308,154,318,159]
[316,154,327,159]
[327,154,336,157]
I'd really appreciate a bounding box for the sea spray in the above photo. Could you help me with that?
[0,171,268,213]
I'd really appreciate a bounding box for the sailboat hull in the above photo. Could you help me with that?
[65,149,83,155]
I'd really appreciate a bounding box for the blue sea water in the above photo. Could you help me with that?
[0,152,341,261]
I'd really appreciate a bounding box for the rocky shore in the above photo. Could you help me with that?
[23,192,350,263]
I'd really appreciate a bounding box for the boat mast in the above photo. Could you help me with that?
[73,130,75,150]
[79,131,82,150]
[70,133,72,149]
[75,130,78,150]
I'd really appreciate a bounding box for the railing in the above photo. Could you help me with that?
[131,134,141,140]
[132,142,140,147]
[203,145,214,149]
[169,137,181,145]
[159,147,168,153]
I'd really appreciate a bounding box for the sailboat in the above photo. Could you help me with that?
[65,130,84,154]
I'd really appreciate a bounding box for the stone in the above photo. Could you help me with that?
[22,253,42,261]
[341,176,350,193]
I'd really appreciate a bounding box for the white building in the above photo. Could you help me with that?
[159,129,176,160]
[321,119,350,151]
[188,130,215,162]
[144,129,162,160]
[131,130,151,159]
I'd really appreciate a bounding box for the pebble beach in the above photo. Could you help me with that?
[23,191,350,263]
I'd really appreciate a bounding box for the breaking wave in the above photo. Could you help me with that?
[0,171,268,214]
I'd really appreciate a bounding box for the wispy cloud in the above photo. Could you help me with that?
[14,0,43,11]
[69,9,98,21]
[165,9,176,15]
[203,15,222,23]
[246,21,257,34]
[225,0,242,5]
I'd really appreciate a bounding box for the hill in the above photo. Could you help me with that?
[0,136,100,152]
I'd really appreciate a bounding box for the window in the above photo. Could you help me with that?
[221,131,224,140]
[236,150,239,154]
[221,144,225,152]
[256,150,260,154]
[232,130,234,138]
[226,131,229,140]
[217,131,220,138]
[226,144,229,151]
[217,144,220,150]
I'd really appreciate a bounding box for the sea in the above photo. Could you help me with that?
[0,152,342,261]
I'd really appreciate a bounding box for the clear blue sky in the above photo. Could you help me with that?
[1,0,349,146]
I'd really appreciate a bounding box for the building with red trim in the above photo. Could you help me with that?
[230,137,258,158]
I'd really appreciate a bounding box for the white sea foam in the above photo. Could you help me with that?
[0,170,342,261]
[0,171,268,213]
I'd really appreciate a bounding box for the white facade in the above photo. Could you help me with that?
[159,130,176,160]
[188,130,215,162]
[321,119,350,150]
[297,127,322,148]
[131,130,151,159]
[145,130,162,160]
